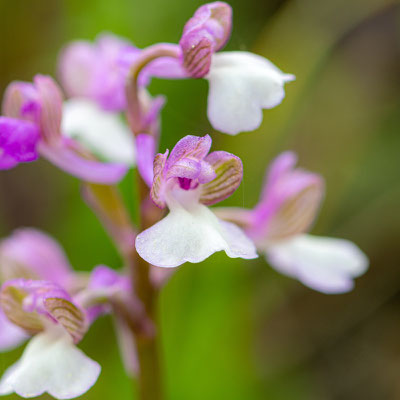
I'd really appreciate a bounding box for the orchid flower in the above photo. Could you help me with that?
[0,279,100,399]
[0,229,140,386]
[0,75,128,183]
[58,33,132,111]
[128,2,293,135]
[58,34,175,166]
[135,134,257,267]
[216,152,369,293]
[179,2,295,135]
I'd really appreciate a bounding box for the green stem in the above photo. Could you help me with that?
[132,170,164,400]
[124,43,180,400]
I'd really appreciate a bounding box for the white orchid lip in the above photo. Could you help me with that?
[265,234,369,294]
[136,134,258,268]
[136,192,258,268]
[206,51,295,135]
[0,326,101,399]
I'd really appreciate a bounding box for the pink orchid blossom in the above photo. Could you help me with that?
[179,2,294,135]
[0,75,128,183]
[216,152,369,293]
[0,279,100,399]
[135,134,257,267]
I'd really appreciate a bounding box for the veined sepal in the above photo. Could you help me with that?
[200,151,242,205]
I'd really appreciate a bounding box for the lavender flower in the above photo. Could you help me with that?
[135,135,257,267]
[0,279,100,399]
[216,152,369,293]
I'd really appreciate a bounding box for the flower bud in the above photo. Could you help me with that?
[179,2,232,78]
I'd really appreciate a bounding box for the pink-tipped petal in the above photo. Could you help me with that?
[135,202,257,268]
[38,140,128,184]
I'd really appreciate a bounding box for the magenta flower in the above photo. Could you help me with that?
[0,279,100,399]
[135,134,257,267]
[0,75,128,183]
[216,152,368,293]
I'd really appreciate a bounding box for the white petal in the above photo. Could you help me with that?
[206,51,294,135]
[266,234,369,294]
[0,327,100,399]
[62,99,135,165]
[135,202,257,268]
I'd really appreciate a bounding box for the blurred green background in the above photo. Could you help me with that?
[1,0,400,399]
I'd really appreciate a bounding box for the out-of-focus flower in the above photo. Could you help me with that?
[135,134,257,267]
[58,33,177,112]
[84,266,140,376]
[0,228,73,286]
[0,75,128,183]
[58,34,132,111]
[179,2,295,135]
[216,152,368,293]
[62,99,135,166]
[0,280,100,399]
